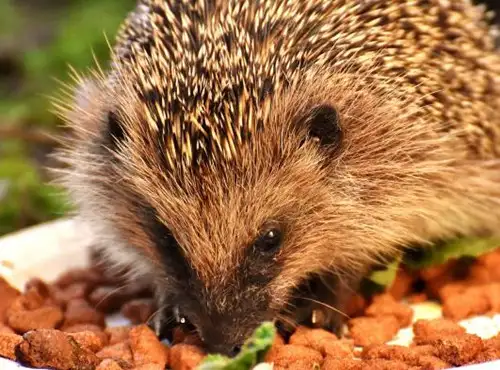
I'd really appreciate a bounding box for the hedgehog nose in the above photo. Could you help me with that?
[201,327,244,357]
[207,343,241,357]
[230,345,241,356]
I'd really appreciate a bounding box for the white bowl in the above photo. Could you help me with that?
[0,218,130,370]
[1,218,500,370]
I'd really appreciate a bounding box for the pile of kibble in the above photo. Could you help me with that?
[1,249,500,370]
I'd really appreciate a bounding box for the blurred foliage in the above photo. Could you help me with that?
[0,0,135,236]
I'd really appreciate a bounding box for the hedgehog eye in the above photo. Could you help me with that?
[304,104,342,149]
[253,227,283,254]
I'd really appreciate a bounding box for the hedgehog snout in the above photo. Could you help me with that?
[198,322,248,357]
[195,307,272,357]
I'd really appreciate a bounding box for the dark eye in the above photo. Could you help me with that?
[253,227,283,254]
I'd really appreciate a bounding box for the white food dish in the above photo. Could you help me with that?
[1,218,499,369]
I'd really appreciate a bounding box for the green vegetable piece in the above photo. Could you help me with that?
[404,236,500,269]
[364,237,500,289]
[197,322,276,370]
[366,257,401,288]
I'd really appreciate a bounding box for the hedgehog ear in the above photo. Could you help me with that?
[105,110,126,150]
[302,104,342,150]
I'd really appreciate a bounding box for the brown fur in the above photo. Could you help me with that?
[53,0,500,355]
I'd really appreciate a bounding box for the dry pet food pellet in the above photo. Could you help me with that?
[17,329,99,370]
[0,333,23,360]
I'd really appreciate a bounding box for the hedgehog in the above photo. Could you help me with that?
[54,0,500,356]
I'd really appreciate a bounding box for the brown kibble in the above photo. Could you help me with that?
[412,318,465,345]
[410,345,436,357]
[472,348,500,364]
[289,326,331,349]
[441,286,490,320]
[361,344,419,365]
[134,364,165,370]
[322,357,363,370]
[477,250,500,281]
[437,282,468,301]
[111,358,134,369]
[63,298,106,328]
[7,304,64,333]
[54,267,103,289]
[289,326,352,359]
[468,264,492,284]
[431,333,484,366]
[363,359,411,369]
[69,330,106,352]
[265,344,323,369]
[344,294,366,318]
[419,263,451,282]
[89,285,152,314]
[417,355,452,369]
[264,334,286,362]
[64,324,109,346]
[483,283,500,312]
[365,294,413,328]
[121,299,155,325]
[348,316,400,347]
[387,269,414,301]
[323,340,355,359]
[129,325,169,367]
[88,286,133,314]
[17,329,99,370]
[419,262,457,299]
[0,324,15,334]
[97,342,133,363]
[0,277,20,322]
[97,358,124,370]
[24,278,55,302]
[170,344,205,370]
[407,293,428,304]
[0,333,23,360]
[9,286,45,311]
[484,333,500,350]
[54,282,91,308]
[106,326,131,345]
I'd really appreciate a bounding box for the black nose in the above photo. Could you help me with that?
[206,343,242,357]
[229,345,241,357]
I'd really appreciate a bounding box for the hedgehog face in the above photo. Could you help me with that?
[104,99,351,355]
[142,157,342,356]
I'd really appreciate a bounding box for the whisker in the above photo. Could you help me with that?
[291,296,350,319]
[92,284,133,311]
[275,313,298,330]
[145,303,170,326]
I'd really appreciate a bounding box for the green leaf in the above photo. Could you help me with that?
[363,237,500,289]
[196,322,276,370]
[366,257,401,287]
[404,237,500,269]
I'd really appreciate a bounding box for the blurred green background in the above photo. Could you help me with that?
[0,0,135,236]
